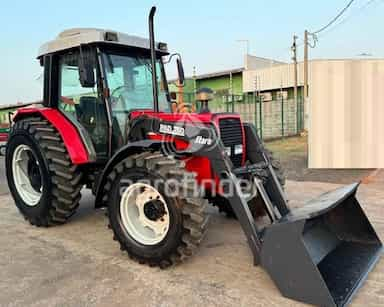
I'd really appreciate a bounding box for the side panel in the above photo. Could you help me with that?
[13,108,91,164]
[147,133,215,190]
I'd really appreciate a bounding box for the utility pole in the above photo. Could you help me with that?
[192,66,197,112]
[291,35,298,107]
[292,34,299,133]
[236,39,250,55]
[193,66,197,96]
[304,30,309,98]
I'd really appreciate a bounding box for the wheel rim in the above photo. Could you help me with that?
[12,144,43,206]
[120,183,170,245]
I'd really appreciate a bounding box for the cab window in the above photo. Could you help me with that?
[58,50,108,157]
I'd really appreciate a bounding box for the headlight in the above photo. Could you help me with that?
[234,144,243,155]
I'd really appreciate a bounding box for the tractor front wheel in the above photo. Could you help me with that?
[6,117,83,226]
[104,152,209,268]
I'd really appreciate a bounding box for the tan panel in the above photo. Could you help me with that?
[242,62,305,92]
[309,60,384,168]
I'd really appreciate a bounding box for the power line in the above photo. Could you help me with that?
[318,0,381,38]
[312,0,356,34]
[273,0,381,63]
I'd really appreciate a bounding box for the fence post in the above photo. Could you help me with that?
[298,96,303,132]
[301,96,304,131]
[231,94,235,113]
[259,96,263,139]
[296,95,300,134]
[281,95,284,138]
[254,93,257,130]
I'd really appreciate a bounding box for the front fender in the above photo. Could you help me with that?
[94,140,167,207]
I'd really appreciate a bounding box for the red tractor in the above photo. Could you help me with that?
[5,7,382,307]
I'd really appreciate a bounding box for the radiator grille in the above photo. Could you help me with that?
[218,117,244,168]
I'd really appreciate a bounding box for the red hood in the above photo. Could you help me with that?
[130,110,242,127]
[130,110,214,124]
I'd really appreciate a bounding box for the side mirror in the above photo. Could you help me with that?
[79,47,96,88]
[176,58,185,86]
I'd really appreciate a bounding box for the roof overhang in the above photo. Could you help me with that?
[38,28,168,58]
[195,68,244,80]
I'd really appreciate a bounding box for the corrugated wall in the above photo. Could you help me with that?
[309,59,384,168]
[243,63,304,92]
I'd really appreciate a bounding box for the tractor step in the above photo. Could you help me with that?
[260,183,382,307]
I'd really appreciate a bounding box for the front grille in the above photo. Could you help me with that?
[218,117,244,168]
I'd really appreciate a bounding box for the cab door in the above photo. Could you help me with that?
[57,49,109,159]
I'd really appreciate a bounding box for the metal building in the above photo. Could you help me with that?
[243,58,384,168]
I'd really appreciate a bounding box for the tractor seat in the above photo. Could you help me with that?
[76,96,109,155]
[76,96,104,126]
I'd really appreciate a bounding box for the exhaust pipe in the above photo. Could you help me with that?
[149,6,159,112]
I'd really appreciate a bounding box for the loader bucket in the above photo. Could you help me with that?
[260,183,382,307]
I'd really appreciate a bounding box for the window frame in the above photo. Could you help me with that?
[55,47,110,160]
[99,45,171,113]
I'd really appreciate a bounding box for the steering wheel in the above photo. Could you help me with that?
[110,85,132,111]
[111,85,131,99]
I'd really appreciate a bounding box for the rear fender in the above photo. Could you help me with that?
[94,140,166,207]
[13,108,95,164]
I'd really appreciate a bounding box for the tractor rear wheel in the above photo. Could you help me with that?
[6,117,83,226]
[104,151,209,268]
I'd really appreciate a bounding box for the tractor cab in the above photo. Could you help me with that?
[39,28,172,159]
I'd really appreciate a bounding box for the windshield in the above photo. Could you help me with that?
[102,52,170,113]
[102,51,170,149]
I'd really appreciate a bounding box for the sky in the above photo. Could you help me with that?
[1,0,383,104]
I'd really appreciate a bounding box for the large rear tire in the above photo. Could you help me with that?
[6,117,83,226]
[103,151,209,268]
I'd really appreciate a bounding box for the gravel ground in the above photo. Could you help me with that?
[0,178,383,306]
[0,157,8,195]
[0,146,383,306]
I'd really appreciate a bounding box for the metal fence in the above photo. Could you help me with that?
[174,92,305,140]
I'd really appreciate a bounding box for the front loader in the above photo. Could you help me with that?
[5,6,382,307]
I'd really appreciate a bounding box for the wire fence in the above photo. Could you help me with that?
[175,93,305,140]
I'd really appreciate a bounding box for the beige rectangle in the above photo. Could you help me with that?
[309,59,384,168]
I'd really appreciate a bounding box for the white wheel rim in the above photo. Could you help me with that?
[12,144,43,206]
[120,183,170,245]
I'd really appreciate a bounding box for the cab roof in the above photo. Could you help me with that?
[38,28,168,58]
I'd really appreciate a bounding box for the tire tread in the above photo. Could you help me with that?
[8,116,83,227]
[103,151,209,269]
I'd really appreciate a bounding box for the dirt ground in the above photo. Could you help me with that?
[265,136,374,184]
[0,142,383,307]
[0,172,383,306]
